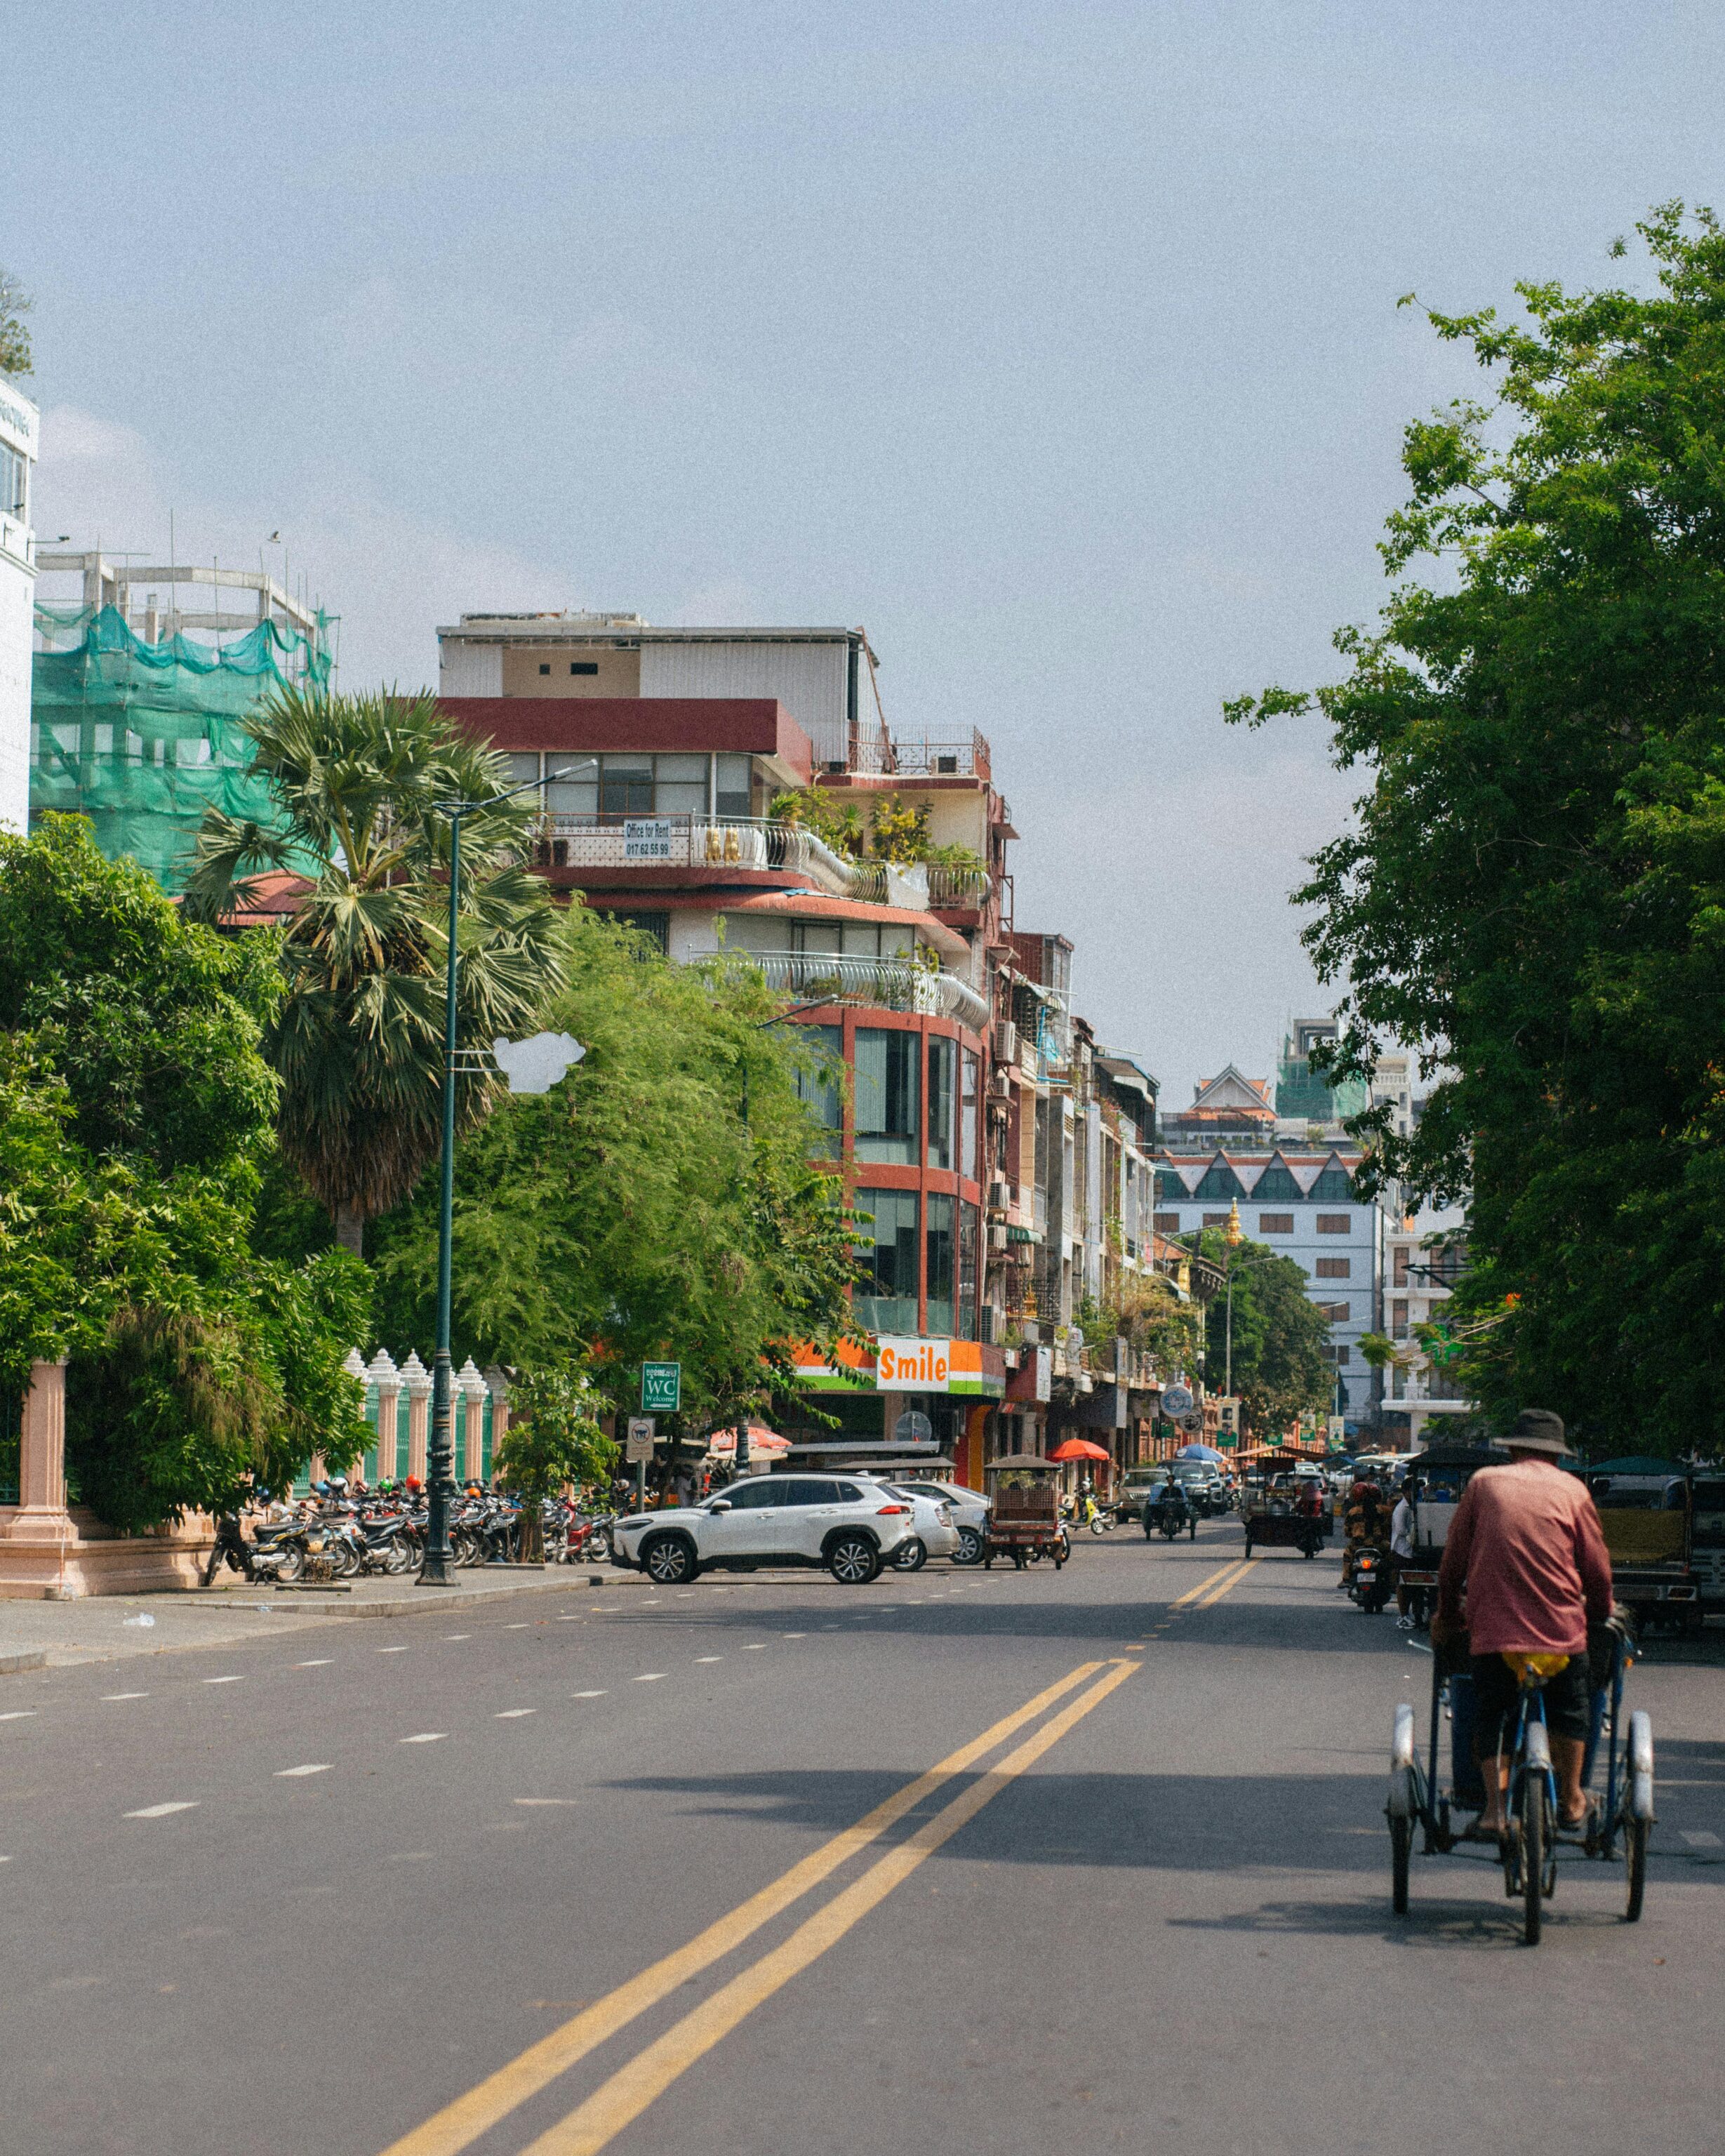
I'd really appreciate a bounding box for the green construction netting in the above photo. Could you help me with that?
[29,601,331,892]
[1274,1051,1369,1125]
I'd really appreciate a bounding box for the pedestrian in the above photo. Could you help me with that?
[1391,1477,1419,1628]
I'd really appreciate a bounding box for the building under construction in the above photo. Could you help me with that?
[29,548,332,891]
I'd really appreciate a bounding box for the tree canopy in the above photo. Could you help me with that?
[1227,206,1725,1453]
[1190,1232,1333,1437]
[185,687,562,1255]
[366,907,862,1434]
[0,818,368,1526]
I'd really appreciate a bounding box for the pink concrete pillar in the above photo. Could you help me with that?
[367,1349,401,1480]
[401,1352,431,1482]
[486,1368,511,1457]
[17,1359,68,1518]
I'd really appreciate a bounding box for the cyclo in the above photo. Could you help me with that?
[1385,1613,1654,1945]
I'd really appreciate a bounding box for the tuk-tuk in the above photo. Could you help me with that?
[1240,1449,1331,1559]
[1397,1441,1511,1615]
[982,1453,1070,1569]
[1583,1458,1703,1636]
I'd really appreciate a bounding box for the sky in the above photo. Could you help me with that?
[11,0,1725,1104]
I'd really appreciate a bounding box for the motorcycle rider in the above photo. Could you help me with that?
[1152,1477,1193,1539]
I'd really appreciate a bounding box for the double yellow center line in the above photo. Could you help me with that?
[383,1555,1258,2156]
[1173,1555,1261,1609]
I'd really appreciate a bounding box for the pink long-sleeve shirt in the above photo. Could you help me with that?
[1436,1458,1613,1656]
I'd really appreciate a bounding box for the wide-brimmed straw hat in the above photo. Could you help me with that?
[1506,1409,1569,1456]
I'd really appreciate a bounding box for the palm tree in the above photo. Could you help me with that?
[184,687,563,1256]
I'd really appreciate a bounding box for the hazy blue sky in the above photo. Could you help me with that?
[12,1,1724,1102]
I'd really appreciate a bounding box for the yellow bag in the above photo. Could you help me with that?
[1502,1651,1571,1685]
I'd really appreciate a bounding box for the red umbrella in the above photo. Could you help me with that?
[1047,1437,1112,1462]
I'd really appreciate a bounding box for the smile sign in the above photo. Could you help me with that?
[875,1338,951,1392]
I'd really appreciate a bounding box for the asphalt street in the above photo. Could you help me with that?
[1,1523,1720,2156]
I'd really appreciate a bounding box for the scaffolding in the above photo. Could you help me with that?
[29,550,332,892]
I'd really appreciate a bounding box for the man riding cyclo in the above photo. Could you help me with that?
[1432,1409,1614,1840]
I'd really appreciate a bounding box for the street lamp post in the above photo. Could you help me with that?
[420,758,594,1586]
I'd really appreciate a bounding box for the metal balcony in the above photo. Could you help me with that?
[695,948,992,1032]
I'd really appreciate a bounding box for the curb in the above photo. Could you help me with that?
[173,1570,648,1621]
[0,1649,48,1675]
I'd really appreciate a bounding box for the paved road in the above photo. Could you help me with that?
[1,1524,1719,2155]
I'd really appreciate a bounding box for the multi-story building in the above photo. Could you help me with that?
[1379,1227,1475,1447]
[1150,1105,1387,1436]
[29,548,331,889]
[437,608,1011,1481]
[0,371,37,832]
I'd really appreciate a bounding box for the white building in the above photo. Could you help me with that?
[1150,1141,1387,1435]
[1380,1225,1475,1448]
[0,373,37,832]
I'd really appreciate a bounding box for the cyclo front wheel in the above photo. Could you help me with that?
[1520,1768,1546,1946]
[1390,1815,1411,1915]
[1625,1817,1649,1922]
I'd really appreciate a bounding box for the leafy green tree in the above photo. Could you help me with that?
[185,687,563,1257]
[366,905,863,1433]
[0,268,31,378]
[493,1362,618,1558]
[1227,206,1725,1454]
[0,820,368,1522]
[1192,1232,1332,1437]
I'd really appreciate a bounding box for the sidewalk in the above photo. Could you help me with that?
[0,1564,645,1671]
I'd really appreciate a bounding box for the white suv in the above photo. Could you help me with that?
[611,1475,917,1586]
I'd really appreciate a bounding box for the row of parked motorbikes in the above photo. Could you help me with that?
[202,1484,619,1585]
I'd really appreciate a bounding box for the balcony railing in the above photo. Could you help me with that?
[533,814,858,898]
[695,948,992,1032]
[848,728,993,781]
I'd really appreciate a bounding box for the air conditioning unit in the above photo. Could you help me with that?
[990,1070,1013,1100]
[989,1177,1011,1210]
[993,1020,1018,1063]
[987,1223,1008,1252]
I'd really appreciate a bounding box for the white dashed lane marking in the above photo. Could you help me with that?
[1681,1830,1723,1849]
[376,1646,410,1655]
[741,1644,766,1652]
[0,1711,36,1722]
[103,1693,148,1702]
[495,1710,536,1719]
[202,1676,244,1686]
[444,1635,471,1642]
[571,1690,607,1699]
[634,1673,667,1683]
[400,1734,447,1745]
[695,1656,723,1664]
[515,1797,577,1806]
[296,1660,333,1668]
[277,1764,332,1778]
[126,1802,198,1819]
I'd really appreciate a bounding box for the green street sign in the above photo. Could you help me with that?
[641,1362,681,1413]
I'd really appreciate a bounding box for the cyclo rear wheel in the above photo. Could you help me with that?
[1390,1815,1411,1915]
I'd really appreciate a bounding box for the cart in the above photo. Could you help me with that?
[1385,1621,1654,1943]
[1241,1461,1331,1559]
[981,1454,1070,1570]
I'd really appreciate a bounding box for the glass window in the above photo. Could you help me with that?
[505,752,542,791]
[961,1051,980,1182]
[656,783,708,816]
[655,754,707,783]
[855,1187,919,1334]
[791,1023,843,1156]
[779,1479,839,1505]
[879,924,914,959]
[716,752,752,820]
[832,1481,864,1503]
[0,443,26,521]
[855,1029,919,1164]
[927,1038,954,1171]
[721,1479,781,1509]
[545,767,597,813]
[599,756,654,815]
[926,1192,955,1336]
[841,923,881,957]
[958,1200,979,1340]
[796,920,843,956]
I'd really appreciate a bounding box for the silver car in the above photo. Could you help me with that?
[893,1480,990,1566]
[880,1483,963,1571]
